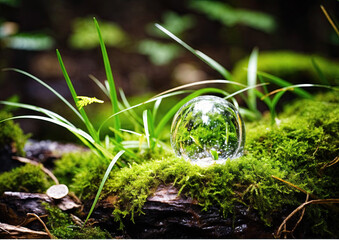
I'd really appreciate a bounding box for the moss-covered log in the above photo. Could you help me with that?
[0,92,338,238]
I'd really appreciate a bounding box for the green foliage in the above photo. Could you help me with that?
[189,0,276,33]
[138,40,182,65]
[140,11,195,65]
[0,164,51,194]
[43,203,110,239]
[0,111,29,155]
[3,32,54,50]
[69,17,128,49]
[147,11,195,37]
[232,51,339,87]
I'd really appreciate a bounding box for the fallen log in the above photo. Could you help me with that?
[90,184,277,238]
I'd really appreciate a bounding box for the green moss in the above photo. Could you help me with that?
[43,203,110,239]
[232,51,339,87]
[102,92,337,236]
[54,92,338,237]
[53,151,104,187]
[0,164,51,194]
[53,142,174,200]
[0,111,29,155]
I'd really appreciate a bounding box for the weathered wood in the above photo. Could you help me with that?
[90,184,277,238]
[0,191,81,227]
[0,222,49,239]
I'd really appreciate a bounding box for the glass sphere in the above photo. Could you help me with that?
[170,95,245,167]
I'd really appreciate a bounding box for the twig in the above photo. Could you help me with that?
[291,194,309,234]
[0,226,11,235]
[320,5,339,37]
[0,222,48,239]
[271,175,317,199]
[12,156,59,184]
[26,213,54,239]
[321,156,339,170]
[261,88,294,100]
[19,214,48,227]
[275,198,339,238]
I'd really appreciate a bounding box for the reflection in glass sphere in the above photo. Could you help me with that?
[170,95,245,167]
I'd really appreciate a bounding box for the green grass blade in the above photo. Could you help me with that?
[56,49,99,142]
[257,71,313,99]
[155,87,229,137]
[238,107,260,121]
[97,90,189,137]
[84,150,125,225]
[0,101,75,126]
[1,115,95,143]
[120,129,143,136]
[143,110,150,148]
[98,80,244,136]
[151,79,245,100]
[152,98,162,122]
[195,51,233,80]
[155,24,232,80]
[89,74,110,98]
[247,47,259,111]
[261,83,336,100]
[108,136,139,162]
[122,140,147,149]
[311,58,329,85]
[143,110,155,149]
[224,82,268,101]
[3,68,83,121]
[258,75,270,96]
[119,88,143,126]
[270,91,285,123]
[94,18,121,142]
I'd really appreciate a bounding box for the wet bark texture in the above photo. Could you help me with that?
[92,184,276,238]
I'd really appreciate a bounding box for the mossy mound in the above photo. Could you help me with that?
[0,111,29,156]
[1,92,336,237]
[53,91,338,237]
[43,203,110,239]
[0,164,52,194]
[232,51,339,87]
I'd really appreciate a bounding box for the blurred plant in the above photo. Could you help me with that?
[232,51,339,87]
[0,0,21,7]
[0,22,54,50]
[189,0,276,33]
[69,17,128,49]
[155,25,337,124]
[138,40,181,65]
[0,2,54,51]
[146,11,195,37]
[138,11,195,65]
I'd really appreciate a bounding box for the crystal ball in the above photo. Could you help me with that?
[170,95,245,167]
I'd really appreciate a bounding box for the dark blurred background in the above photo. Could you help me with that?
[0,0,338,141]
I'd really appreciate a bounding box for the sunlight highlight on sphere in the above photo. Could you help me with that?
[170,95,245,167]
